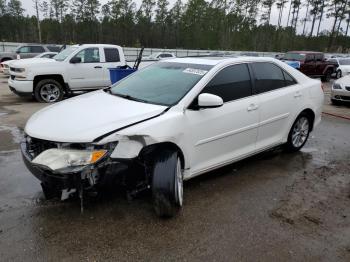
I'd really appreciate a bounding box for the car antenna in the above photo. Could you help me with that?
[133,47,144,70]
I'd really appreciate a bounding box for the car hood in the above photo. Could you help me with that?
[10,58,57,68]
[335,74,350,85]
[339,65,350,71]
[25,90,167,143]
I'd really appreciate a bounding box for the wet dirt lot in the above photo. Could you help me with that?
[0,75,349,261]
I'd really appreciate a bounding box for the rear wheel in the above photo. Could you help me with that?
[321,69,332,82]
[151,150,183,218]
[285,113,311,152]
[34,79,64,103]
[336,70,342,79]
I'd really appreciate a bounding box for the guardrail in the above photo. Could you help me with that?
[1,42,347,60]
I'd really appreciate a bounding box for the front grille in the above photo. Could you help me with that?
[10,67,16,71]
[345,86,350,92]
[26,137,58,159]
[340,96,350,101]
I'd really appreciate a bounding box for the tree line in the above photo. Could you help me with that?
[0,0,350,52]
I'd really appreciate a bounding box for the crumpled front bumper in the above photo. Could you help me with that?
[20,141,131,195]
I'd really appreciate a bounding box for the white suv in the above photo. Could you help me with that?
[8,44,125,102]
[21,57,324,217]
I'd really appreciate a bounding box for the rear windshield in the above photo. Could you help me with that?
[339,59,350,65]
[284,53,306,61]
[110,62,213,106]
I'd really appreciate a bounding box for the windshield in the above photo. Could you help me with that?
[110,62,213,106]
[284,53,306,61]
[339,59,350,65]
[54,46,78,61]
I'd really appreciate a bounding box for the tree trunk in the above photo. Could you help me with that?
[34,0,42,43]
[287,0,292,26]
[302,1,310,35]
[317,0,325,36]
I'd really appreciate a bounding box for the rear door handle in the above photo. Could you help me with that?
[247,104,259,111]
[94,66,102,69]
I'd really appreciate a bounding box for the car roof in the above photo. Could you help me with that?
[288,51,323,54]
[80,44,122,48]
[162,56,278,66]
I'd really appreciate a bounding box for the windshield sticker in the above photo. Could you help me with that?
[183,68,208,76]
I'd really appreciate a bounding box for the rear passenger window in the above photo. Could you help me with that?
[104,48,120,62]
[251,63,286,93]
[30,46,45,53]
[201,64,252,102]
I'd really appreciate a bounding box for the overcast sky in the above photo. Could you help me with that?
[21,0,337,35]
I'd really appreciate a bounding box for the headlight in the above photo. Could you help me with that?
[11,67,25,73]
[333,83,342,90]
[32,149,107,171]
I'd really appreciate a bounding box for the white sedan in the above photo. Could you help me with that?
[331,74,350,104]
[21,57,324,217]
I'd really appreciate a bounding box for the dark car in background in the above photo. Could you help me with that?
[283,51,338,82]
[0,44,61,62]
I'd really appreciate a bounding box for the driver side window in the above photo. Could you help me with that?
[74,48,100,63]
[18,46,30,53]
[200,64,252,103]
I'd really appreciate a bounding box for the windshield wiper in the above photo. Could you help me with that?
[113,93,149,103]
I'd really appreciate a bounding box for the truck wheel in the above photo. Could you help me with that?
[336,70,342,79]
[321,69,332,82]
[285,113,311,152]
[151,150,183,218]
[34,79,64,103]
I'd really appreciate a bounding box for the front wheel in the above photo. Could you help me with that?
[336,70,342,79]
[285,113,311,152]
[321,69,332,82]
[34,79,64,103]
[151,150,183,218]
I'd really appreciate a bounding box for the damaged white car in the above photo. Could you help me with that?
[21,57,324,217]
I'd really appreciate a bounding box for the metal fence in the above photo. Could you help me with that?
[1,42,347,60]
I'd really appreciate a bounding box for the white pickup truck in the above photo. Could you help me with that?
[8,44,127,103]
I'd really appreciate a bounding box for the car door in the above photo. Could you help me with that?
[315,53,325,75]
[66,47,105,90]
[16,46,32,59]
[102,47,124,86]
[29,46,46,57]
[250,62,302,150]
[301,54,316,75]
[184,64,259,175]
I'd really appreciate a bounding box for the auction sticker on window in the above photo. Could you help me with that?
[183,68,208,76]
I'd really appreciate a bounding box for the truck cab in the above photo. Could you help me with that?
[8,44,126,103]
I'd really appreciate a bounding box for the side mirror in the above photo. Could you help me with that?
[197,93,224,109]
[16,50,20,54]
[70,57,81,64]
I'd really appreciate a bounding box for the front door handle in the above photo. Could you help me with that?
[247,104,259,111]
[294,91,302,98]
[94,66,102,69]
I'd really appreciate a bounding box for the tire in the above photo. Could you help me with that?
[331,99,341,105]
[321,69,332,82]
[285,113,311,152]
[336,70,342,79]
[34,79,64,103]
[151,150,183,218]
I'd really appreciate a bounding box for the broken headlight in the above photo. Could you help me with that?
[31,148,107,171]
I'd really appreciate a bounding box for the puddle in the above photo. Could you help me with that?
[300,147,318,153]
[0,125,23,151]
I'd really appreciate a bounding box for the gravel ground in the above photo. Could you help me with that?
[0,75,349,261]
